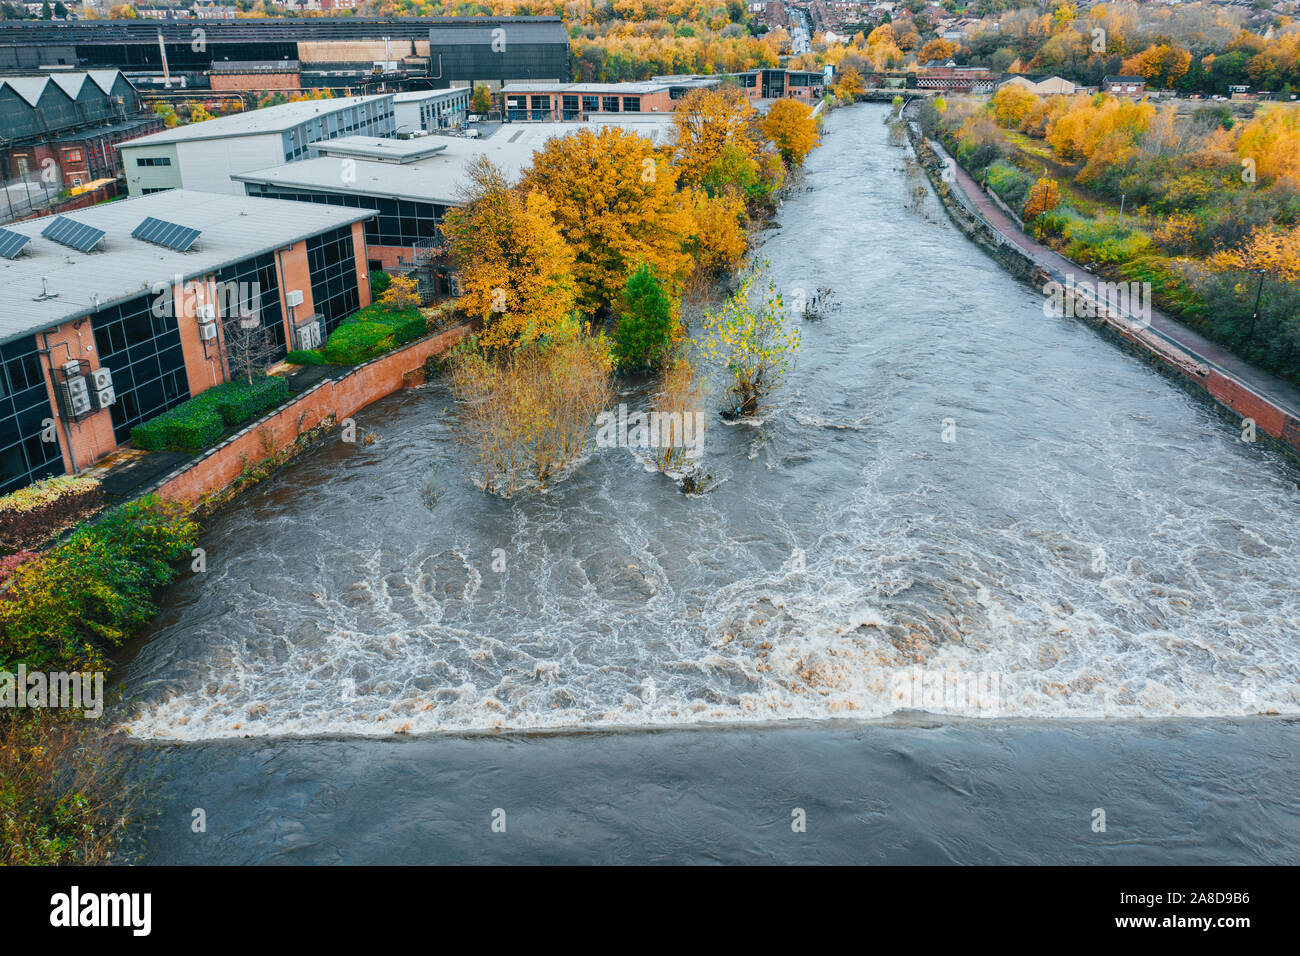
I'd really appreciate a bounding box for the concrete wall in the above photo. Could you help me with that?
[151,320,473,506]
[175,134,286,196]
[121,142,182,195]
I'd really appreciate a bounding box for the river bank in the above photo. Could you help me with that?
[901,107,1300,463]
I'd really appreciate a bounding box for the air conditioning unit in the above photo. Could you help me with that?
[90,366,113,391]
[62,359,83,378]
[295,320,321,351]
[196,303,217,321]
[286,289,305,308]
[95,385,115,409]
[63,376,92,419]
[199,321,218,341]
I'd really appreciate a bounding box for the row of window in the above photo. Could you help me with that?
[306,225,361,334]
[247,184,444,251]
[136,156,172,167]
[505,94,642,116]
[90,288,191,444]
[0,336,63,495]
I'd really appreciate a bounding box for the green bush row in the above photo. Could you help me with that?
[130,376,289,451]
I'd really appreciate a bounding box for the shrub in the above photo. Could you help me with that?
[285,349,325,365]
[1,712,139,865]
[379,274,421,310]
[0,476,102,547]
[393,314,430,345]
[129,377,288,451]
[985,160,1033,210]
[0,496,199,673]
[322,321,395,364]
[210,376,288,424]
[612,264,676,371]
[369,270,392,298]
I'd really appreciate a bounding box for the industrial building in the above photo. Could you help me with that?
[117,95,396,196]
[0,70,163,188]
[500,81,680,122]
[234,134,538,278]
[0,17,571,93]
[0,191,375,493]
[393,87,471,133]
[731,69,826,101]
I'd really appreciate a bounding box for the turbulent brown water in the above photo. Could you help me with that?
[116,103,1300,864]
[118,105,1300,740]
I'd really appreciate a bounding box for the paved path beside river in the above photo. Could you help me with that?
[932,136,1300,421]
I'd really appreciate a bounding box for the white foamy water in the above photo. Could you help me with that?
[117,106,1300,740]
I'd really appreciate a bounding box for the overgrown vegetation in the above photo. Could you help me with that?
[0,475,102,550]
[0,496,198,673]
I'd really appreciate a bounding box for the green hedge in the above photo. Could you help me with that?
[369,270,392,298]
[285,349,325,365]
[318,305,427,364]
[321,321,396,365]
[129,376,289,452]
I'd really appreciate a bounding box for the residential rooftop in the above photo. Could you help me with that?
[0,190,374,346]
[117,95,393,147]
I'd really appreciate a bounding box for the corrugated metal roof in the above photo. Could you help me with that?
[430,19,569,45]
[0,190,375,347]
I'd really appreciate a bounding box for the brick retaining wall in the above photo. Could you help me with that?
[150,321,473,506]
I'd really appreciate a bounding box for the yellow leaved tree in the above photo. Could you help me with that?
[521,126,693,316]
[442,157,577,350]
[671,85,759,190]
[759,99,820,166]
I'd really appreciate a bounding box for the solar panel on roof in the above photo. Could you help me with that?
[0,226,31,260]
[40,215,106,253]
[131,216,201,253]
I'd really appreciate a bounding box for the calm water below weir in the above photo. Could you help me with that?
[120,105,1300,863]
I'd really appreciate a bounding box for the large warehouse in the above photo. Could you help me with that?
[0,17,571,91]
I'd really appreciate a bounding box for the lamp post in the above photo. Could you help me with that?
[1247,267,1266,347]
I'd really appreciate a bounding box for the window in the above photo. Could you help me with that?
[215,252,286,362]
[305,225,361,335]
[622,96,640,112]
[64,149,83,162]
[0,335,64,495]
[582,95,599,113]
[602,96,620,112]
[136,156,172,167]
[90,288,190,444]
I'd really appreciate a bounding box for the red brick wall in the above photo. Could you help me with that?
[154,322,473,505]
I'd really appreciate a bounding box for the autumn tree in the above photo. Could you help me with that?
[521,126,693,316]
[759,99,820,166]
[686,187,748,277]
[992,84,1038,129]
[700,264,801,417]
[1022,177,1061,221]
[919,38,959,63]
[671,85,759,190]
[108,3,137,17]
[833,65,865,101]
[442,157,577,350]
[379,275,421,311]
[471,84,492,115]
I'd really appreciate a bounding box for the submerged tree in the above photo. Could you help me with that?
[447,319,613,496]
[700,265,802,417]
